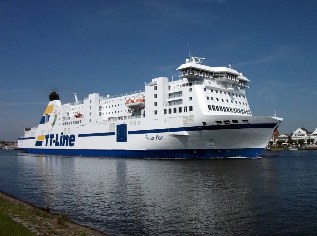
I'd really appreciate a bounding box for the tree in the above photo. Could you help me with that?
[306,138,314,145]
[298,139,305,146]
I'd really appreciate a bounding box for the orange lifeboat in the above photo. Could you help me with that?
[74,112,82,118]
[125,98,145,108]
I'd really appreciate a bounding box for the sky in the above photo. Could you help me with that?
[0,0,317,141]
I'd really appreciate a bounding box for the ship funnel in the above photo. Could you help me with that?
[49,91,60,101]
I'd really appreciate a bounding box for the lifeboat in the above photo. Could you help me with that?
[74,112,82,118]
[125,98,145,108]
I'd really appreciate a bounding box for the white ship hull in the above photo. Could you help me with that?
[18,115,280,158]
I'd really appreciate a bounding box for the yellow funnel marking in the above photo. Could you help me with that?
[37,135,45,141]
[44,105,54,115]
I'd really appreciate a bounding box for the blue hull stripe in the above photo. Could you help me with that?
[18,137,35,140]
[20,148,264,159]
[78,132,115,137]
[78,123,277,137]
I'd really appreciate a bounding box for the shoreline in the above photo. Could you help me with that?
[0,191,106,235]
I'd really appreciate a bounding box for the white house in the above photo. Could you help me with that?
[291,128,310,142]
[276,134,289,143]
[309,128,317,144]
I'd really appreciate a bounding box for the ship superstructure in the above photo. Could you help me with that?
[18,57,282,158]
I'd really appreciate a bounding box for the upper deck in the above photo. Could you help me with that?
[177,57,249,87]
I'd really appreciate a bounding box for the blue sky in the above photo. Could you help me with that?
[0,0,316,140]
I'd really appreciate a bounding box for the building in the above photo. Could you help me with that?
[309,128,317,144]
[291,128,310,143]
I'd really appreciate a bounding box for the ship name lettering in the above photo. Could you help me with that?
[145,134,163,141]
[44,133,75,147]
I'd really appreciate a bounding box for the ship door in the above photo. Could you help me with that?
[116,124,127,142]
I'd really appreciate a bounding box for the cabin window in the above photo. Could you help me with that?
[179,107,182,113]
[169,108,172,114]
[154,102,157,106]
[224,120,230,125]
[189,106,193,111]
[173,108,177,113]
[154,86,157,90]
[189,97,192,101]
[215,121,222,125]
[184,106,187,112]
[164,109,167,114]
[154,94,157,98]
[232,120,238,123]
[154,110,158,115]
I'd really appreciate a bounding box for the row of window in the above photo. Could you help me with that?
[62,120,82,126]
[207,96,248,106]
[160,106,194,115]
[204,88,246,98]
[215,119,249,125]
[101,110,129,115]
[208,105,251,115]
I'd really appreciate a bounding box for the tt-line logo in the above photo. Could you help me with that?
[35,133,76,147]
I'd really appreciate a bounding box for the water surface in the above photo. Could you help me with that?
[1,150,317,235]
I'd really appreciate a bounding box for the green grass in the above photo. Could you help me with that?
[0,193,105,235]
[0,211,34,236]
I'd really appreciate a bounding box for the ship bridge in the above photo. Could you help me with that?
[177,57,249,88]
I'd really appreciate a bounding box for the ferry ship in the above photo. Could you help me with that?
[18,57,282,158]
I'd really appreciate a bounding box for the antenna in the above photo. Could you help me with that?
[74,93,78,103]
[187,43,192,57]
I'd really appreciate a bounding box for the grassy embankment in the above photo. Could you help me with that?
[0,192,105,236]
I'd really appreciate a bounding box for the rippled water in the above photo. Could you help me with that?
[1,149,317,235]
